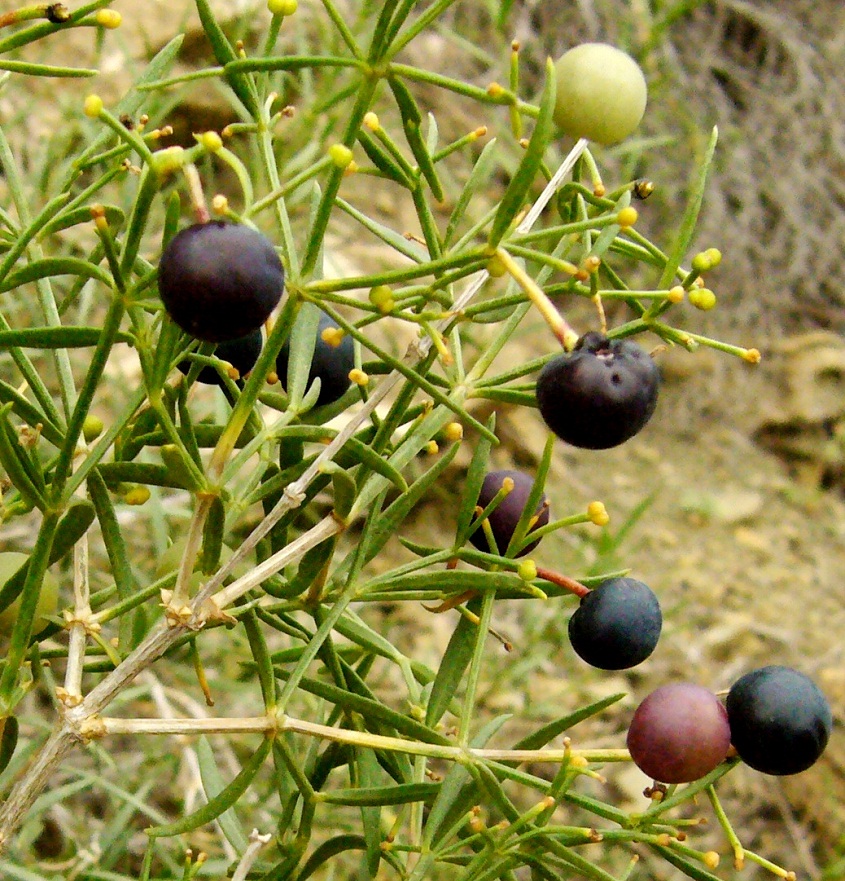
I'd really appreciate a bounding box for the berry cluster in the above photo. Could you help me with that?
[628,667,832,783]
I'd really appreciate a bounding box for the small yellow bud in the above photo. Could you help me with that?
[593,183,606,198]
[518,559,537,582]
[321,326,345,348]
[583,255,601,273]
[668,285,685,304]
[443,422,463,442]
[368,284,394,314]
[691,252,711,273]
[742,347,761,364]
[425,440,439,455]
[348,368,369,387]
[211,194,229,215]
[473,126,488,139]
[152,146,185,176]
[704,247,722,268]
[328,143,354,169]
[486,82,505,98]
[268,0,298,14]
[703,852,720,870]
[363,111,380,131]
[587,501,609,526]
[198,130,223,152]
[95,9,121,28]
[123,485,151,506]
[688,288,716,311]
[616,206,638,229]
[83,94,103,118]
[342,159,358,177]
[82,415,104,443]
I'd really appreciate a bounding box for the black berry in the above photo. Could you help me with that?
[627,683,731,783]
[568,576,661,670]
[178,328,263,386]
[536,332,659,450]
[158,222,284,343]
[469,469,550,557]
[276,311,355,408]
[726,666,832,776]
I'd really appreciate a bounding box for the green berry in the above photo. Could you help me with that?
[553,43,647,145]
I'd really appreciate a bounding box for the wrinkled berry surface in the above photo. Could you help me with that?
[159,222,284,343]
[627,682,731,783]
[536,332,659,449]
[726,665,832,776]
[469,469,550,557]
[178,328,263,386]
[276,311,355,408]
[568,576,661,670]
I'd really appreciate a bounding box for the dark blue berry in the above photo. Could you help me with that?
[726,666,832,776]
[276,311,355,408]
[158,222,284,343]
[469,469,550,557]
[536,332,659,449]
[568,576,661,670]
[178,329,263,386]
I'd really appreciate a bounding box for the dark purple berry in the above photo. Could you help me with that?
[568,576,661,670]
[469,469,550,557]
[158,222,284,343]
[276,311,355,408]
[726,666,832,776]
[178,328,263,386]
[627,683,732,783]
[536,332,659,450]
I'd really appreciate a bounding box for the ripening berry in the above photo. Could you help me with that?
[469,469,550,557]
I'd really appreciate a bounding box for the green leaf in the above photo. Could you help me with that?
[200,496,226,576]
[193,0,259,116]
[426,612,476,727]
[512,693,626,752]
[0,256,113,291]
[0,60,97,77]
[40,204,124,239]
[146,736,272,837]
[389,76,444,200]
[658,126,719,289]
[294,835,367,881]
[196,736,250,854]
[358,439,460,565]
[453,412,496,546]
[488,57,556,248]
[444,137,498,248]
[0,716,19,775]
[0,326,132,348]
[275,670,450,747]
[321,781,439,806]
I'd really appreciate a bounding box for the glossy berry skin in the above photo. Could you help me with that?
[568,576,661,670]
[178,328,263,386]
[469,469,550,557]
[553,43,647,145]
[276,311,355,408]
[158,222,284,343]
[627,683,732,783]
[536,332,659,450]
[726,666,832,776]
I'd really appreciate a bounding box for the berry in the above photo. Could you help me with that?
[568,576,661,670]
[553,43,647,145]
[469,469,550,557]
[158,221,284,343]
[726,666,832,776]
[0,552,59,637]
[536,332,659,450]
[627,683,731,783]
[276,311,355,408]
[178,328,263,386]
